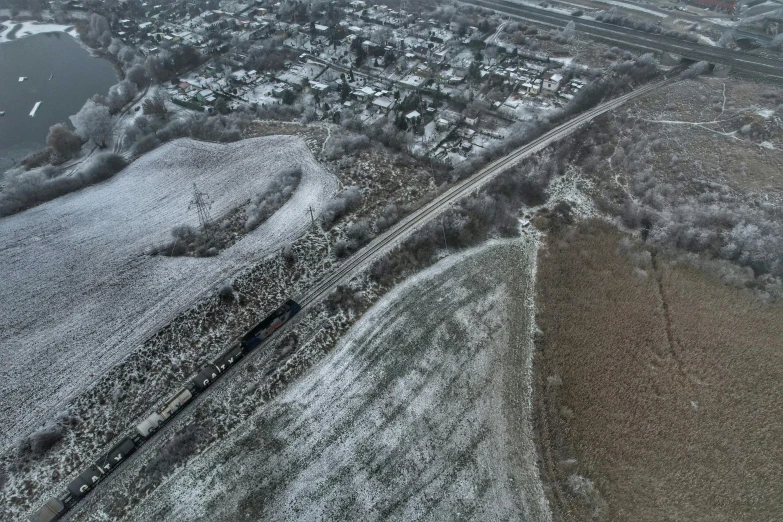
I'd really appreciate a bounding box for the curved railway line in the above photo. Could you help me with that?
[26,75,676,522]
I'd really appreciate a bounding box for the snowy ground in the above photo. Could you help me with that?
[116,239,551,522]
[0,21,77,44]
[0,136,338,450]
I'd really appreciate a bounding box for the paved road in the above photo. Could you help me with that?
[462,0,783,81]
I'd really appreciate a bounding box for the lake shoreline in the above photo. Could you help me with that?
[0,30,119,171]
[0,20,125,74]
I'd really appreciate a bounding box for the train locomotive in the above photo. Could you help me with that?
[25,299,301,522]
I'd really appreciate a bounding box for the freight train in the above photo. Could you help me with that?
[25,299,302,522]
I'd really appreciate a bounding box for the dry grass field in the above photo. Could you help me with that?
[623,78,783,194]
[534,219,783,521]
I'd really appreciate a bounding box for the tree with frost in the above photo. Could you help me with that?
[555,21,576,44]
[46,123,82,161]
[107,80,138,114]
[142,93,168,120]
[126,64,149,89]
[85,13,110,46]
[679,61,710,79]
[70,100,112,148]
[717,29,735,48]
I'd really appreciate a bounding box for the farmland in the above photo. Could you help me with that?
[72,239,551,522]
[534,219,783,521]
[0,135,338,451]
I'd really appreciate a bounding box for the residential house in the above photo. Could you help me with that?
[352,86,376,101]
[542,72,563,93]
[372,96,395,112]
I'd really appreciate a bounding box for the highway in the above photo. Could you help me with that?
[461,0,783,81]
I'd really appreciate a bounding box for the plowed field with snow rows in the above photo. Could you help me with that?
[119,239,551,522]
[0,136,338,449]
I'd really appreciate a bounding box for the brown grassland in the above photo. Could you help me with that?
[534,219,783,521]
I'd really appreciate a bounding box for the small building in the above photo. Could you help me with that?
[314,24,329,33]
[310,81,330,93]
[405,110,421,123]
[543,72,563,93]
[372,96,395,111]
[196,89,214,102]
[352,86,376,101]
[436,118,450,130]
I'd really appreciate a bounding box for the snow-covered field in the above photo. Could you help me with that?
[0,136,338,449]
[119,239,551,522]
[0,21,77,43]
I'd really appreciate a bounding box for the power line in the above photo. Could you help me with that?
[188,182,213,232]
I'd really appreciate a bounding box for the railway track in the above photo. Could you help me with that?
[461,0,783,81]
[26,75,674,522]
[298,75,676,307]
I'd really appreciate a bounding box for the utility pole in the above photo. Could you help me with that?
[307,205,316,229]
[441,217,448,252]
[189,183,213,232]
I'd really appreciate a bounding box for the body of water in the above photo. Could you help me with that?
[0,31,118,171]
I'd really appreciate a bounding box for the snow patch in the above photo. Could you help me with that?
[0,136,338,449]
[0,21,78,43]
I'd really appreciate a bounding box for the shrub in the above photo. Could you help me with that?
[79,152,128,184]
[19,147,53,170]
[323,132,371,160]
[218,283,235,302]
[680,61,711,79]
[17,425,64,459]
[0,153,126,217]
[244,168,302,231]
[143,421,211,483]
[321,186,362,228]
[375,203,400,232]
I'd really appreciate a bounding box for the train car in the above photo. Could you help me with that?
[25,497,65,522]
[66,465,105,498]
[189,363,222,393]
[241,300,301,351]
[136,388,193,437]
[95,436,136,472]
[214,344,244,373]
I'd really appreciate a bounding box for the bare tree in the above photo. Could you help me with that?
[86,13,109,45]
[126,64,149,88]
[46,123,82,161]
[107,79,138,114]
[142,93,168,120]
[70,100,112,148]
[554,21,576,44]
